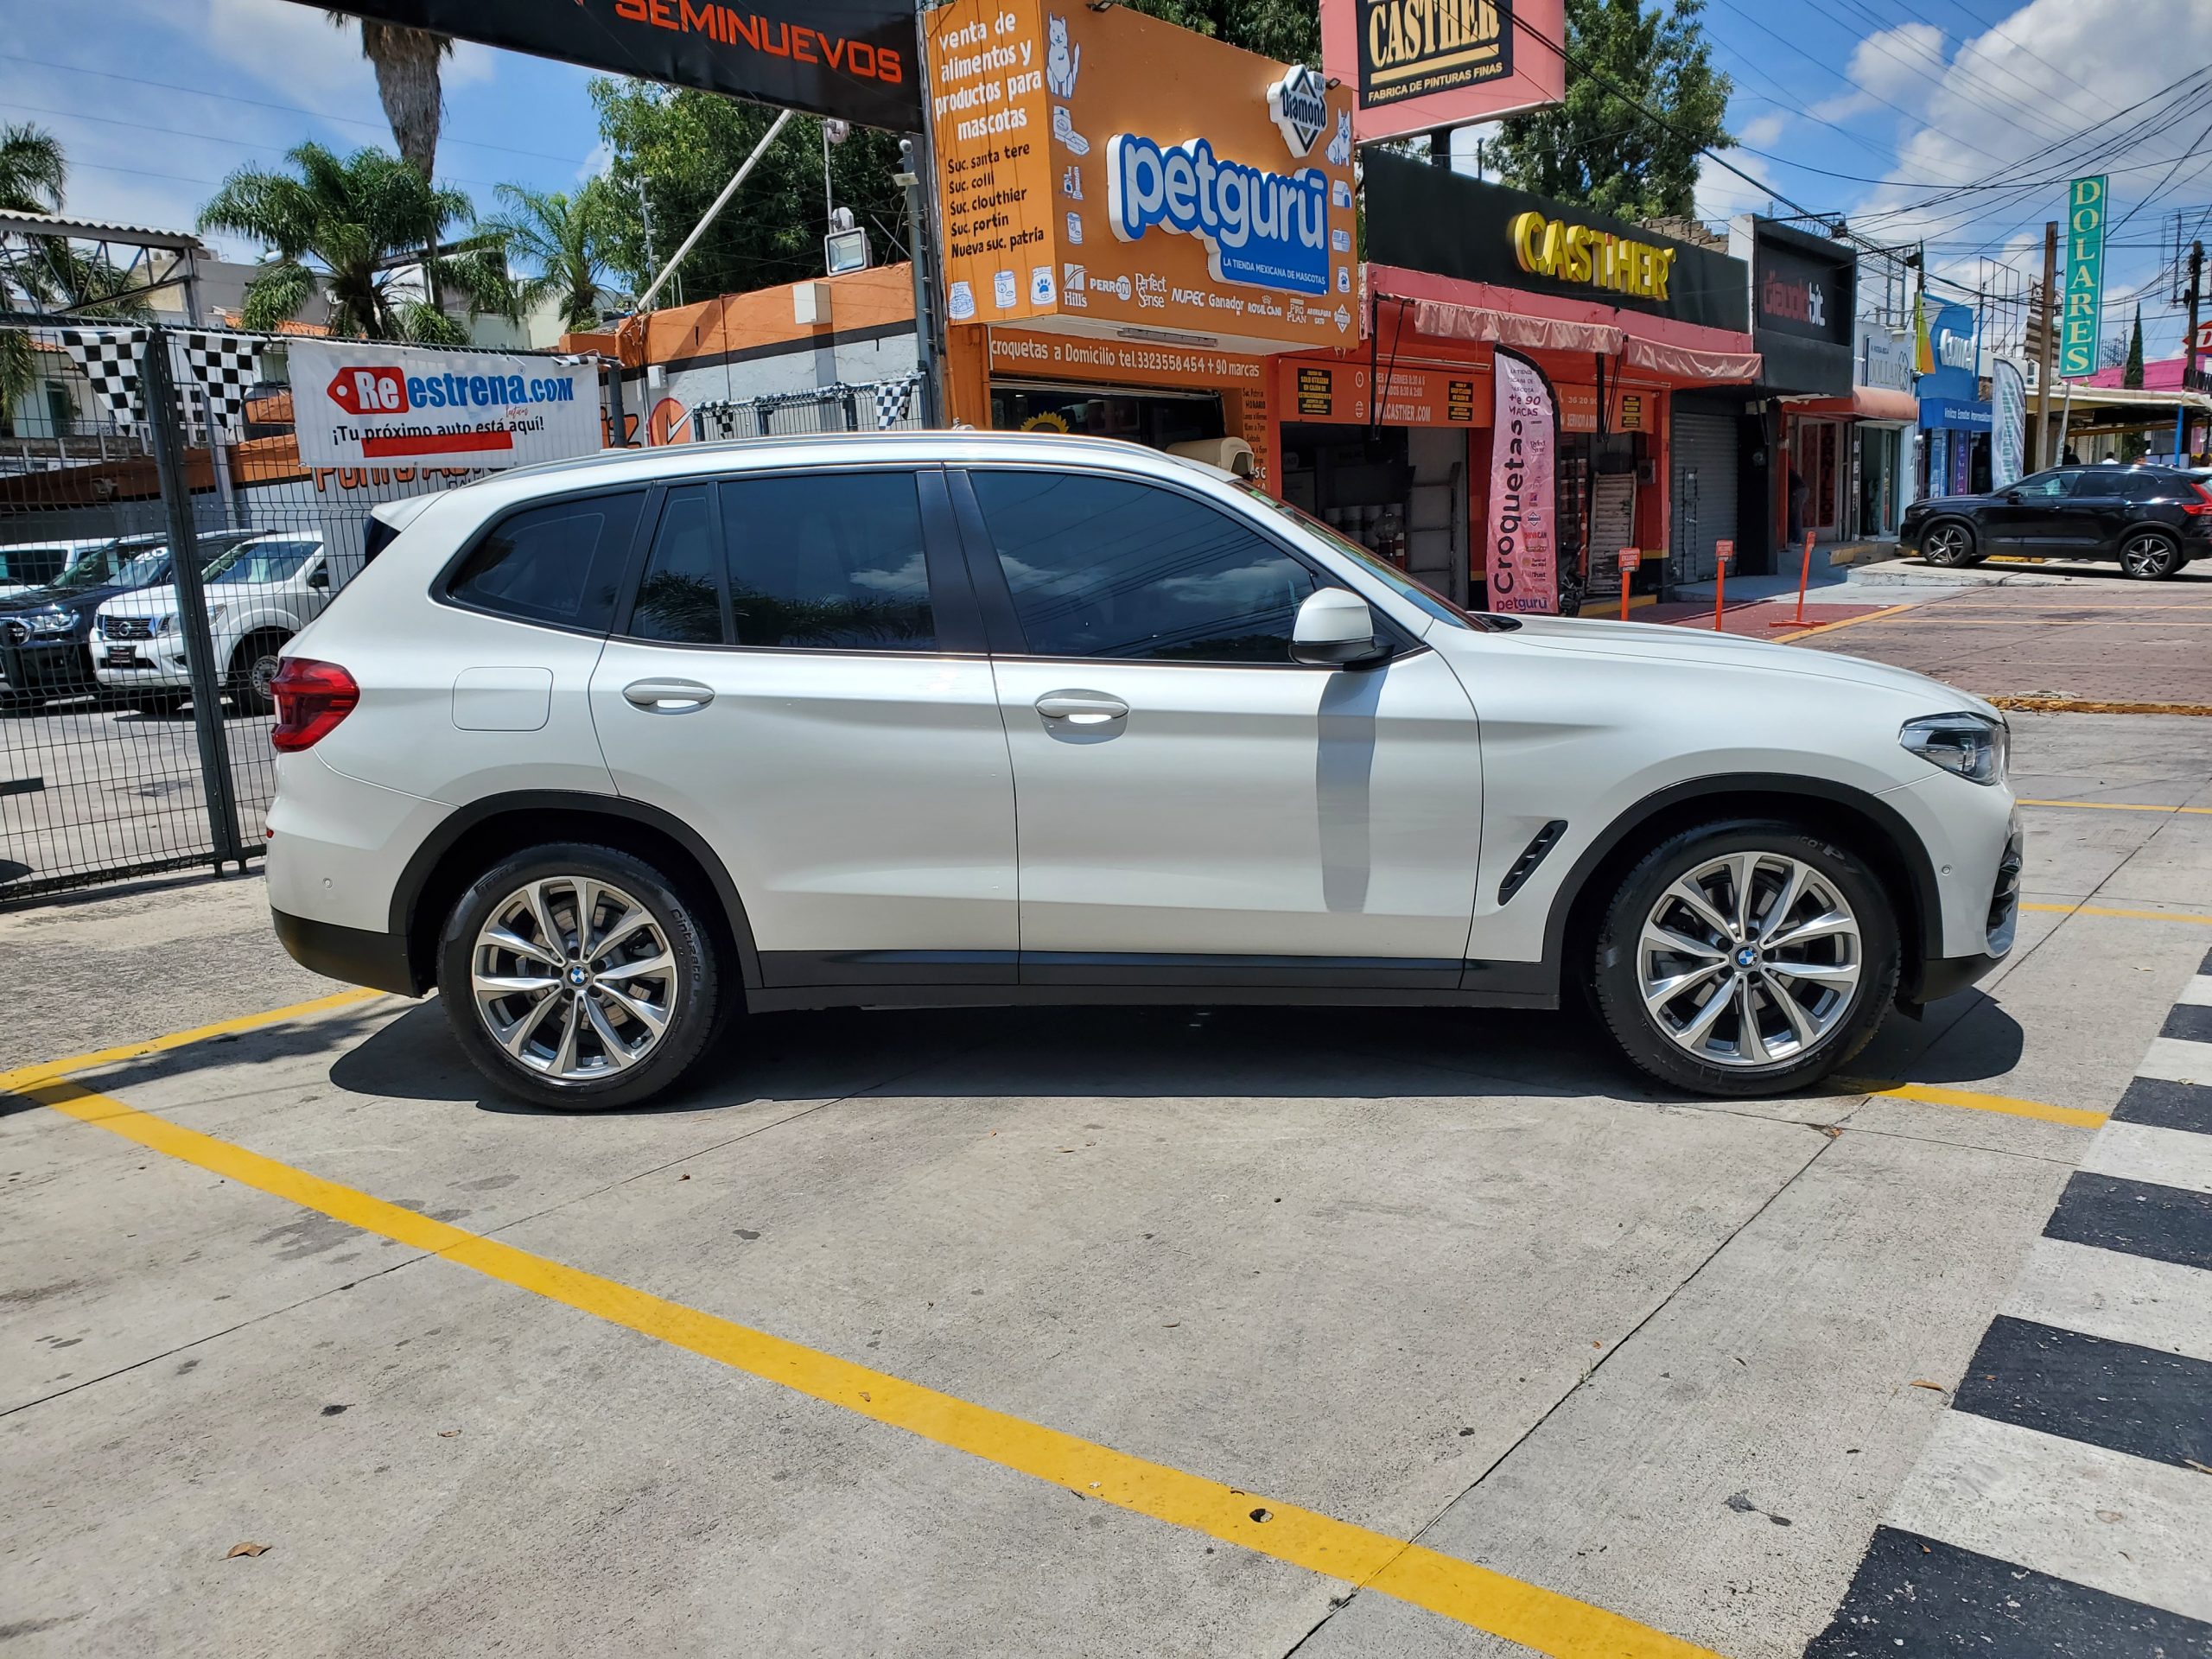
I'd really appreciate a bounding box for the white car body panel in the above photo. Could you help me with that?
[90,536,346,694]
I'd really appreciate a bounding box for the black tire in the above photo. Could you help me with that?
[2118,531,2182,581]
[227,630,289,716]
[1592,820,1900,1098]
[1919,519,1983,568]
[437,842,722,1110]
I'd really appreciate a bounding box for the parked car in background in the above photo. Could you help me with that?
[0,532,264,714]
[94,533,339,716]
[266,433,2022,1112]
[1901,462,2212,577]
[0,539,88,602]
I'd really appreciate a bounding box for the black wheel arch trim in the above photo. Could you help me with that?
[1538,772,1943,988]
[389,789,764,995]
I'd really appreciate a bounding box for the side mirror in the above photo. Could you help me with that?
[2002,489,2024,504]
[306,565,330,588]
[1291,588,1386,667]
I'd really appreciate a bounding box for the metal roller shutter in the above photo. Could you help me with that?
[1670,407,1738,585]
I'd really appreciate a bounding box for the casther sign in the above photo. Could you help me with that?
[303,0,923,130]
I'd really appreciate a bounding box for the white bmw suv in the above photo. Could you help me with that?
[266,432,2021,1109]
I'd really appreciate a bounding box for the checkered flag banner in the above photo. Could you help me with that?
[51,327,149,426]
[175,331,264,433]
[874,375,918,429]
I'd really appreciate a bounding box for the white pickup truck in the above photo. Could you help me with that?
[92,534,353,715]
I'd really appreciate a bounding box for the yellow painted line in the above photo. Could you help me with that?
[1773,601,1921,643]
[1993,697,2212,717]
[1846,1078,2107,1128]
[17,1074,1717,1659]
[2023,901,2212,925]
[2019,798,2212,816]
[0,987,385,1096]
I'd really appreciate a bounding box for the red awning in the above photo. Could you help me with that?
[1408,297,1761,384]
[1786,387,1919,423]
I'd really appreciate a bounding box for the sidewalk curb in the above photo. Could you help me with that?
[1990,696,2212,717]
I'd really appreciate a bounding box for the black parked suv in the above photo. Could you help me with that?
[1900,464,2212,579]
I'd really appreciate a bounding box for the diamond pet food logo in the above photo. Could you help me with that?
[1268,64,1329,156]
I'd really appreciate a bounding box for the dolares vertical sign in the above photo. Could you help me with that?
[2059,175,2107,378]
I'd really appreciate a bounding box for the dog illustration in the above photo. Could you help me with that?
[1046,15,1081,98]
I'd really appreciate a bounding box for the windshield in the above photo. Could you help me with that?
[206,539,320,585]
[0,547,69,585]
[1235,482,1481,632]
[48,540,171,594]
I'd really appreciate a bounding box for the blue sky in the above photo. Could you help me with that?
[8,0,2209,367]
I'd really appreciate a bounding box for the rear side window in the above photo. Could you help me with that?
[2112,474,2174,503]
[447,491,645,632]
[968,469,1317,663]
[719,471,935,650]
[631,485,724,645]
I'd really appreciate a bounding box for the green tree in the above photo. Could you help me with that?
[1,124,151,418]
[327,13,454,177]
[199,143,510,341]
[1125,0,1321,64]
[588,82,908,302]
[2122,303,2145,388]
[1491,0,1732,221]
[0,121,66,214]
[484,181,623,334]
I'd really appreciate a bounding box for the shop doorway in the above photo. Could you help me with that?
[1792,417,1845,540]
[1670,399,1740,584]
[1277,424,1473,606]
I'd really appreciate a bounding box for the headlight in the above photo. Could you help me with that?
[1901,712,2009,785]
[156,613,179,635]
[28,609,73,634]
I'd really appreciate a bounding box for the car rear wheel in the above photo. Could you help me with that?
[438,842,721,1110]
[228,630,290,716]
[1920,520,1982,567]
[2119,531,2182,580]
[1592,821,1899,1097]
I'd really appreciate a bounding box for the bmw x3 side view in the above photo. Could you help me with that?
[267,433,2023,1109]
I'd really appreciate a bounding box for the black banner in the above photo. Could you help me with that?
[1363,153,1751,334]
[1750,219,1856,394]
[310,0,923,130]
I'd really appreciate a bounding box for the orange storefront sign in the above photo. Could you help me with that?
[930,0,1363,356]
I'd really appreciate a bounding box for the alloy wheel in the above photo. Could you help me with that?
[1637,851,1862,1068]
[2120,534,2176,579]
[1923,524,1971,565]
[469,876,679,1083]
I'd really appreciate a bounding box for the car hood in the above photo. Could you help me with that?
[1446,611,1999,716]
[1,582,132,616]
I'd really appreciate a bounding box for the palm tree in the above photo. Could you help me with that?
[0,122,66,213]
[326,14,454,178]
[199,143,511,343]
[482,182,620,334]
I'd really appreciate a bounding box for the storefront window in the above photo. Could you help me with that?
[1237,484,1477,633]
[989,385,1225,451]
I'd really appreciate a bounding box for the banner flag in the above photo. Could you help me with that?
[289,342,602,472]
[1486,346,1560,614]
[1992,357,2027,488]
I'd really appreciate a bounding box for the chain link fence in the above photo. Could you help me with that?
[688,374,925,440]
[0,319,611,903]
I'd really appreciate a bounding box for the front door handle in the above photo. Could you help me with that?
[623,677,715,713]
[1034,690,1128,726]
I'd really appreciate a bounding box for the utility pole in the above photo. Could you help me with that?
[2182,239,2202,462]
[2033,219,2058,468]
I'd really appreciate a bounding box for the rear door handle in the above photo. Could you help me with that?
[623,677,715,713]
[1034,691,1128,726]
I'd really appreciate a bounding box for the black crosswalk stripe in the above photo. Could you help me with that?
[1809,946,2212,1655]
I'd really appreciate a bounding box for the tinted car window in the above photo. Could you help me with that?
[448,491,643,632]
[0,547,70,586]
[718,471,935,650]
[2111,473,2175,503]
[969,471,1317,663]
[631,486,726,645]
[2009,471,2075,499]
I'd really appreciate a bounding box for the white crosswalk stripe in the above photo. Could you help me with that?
[2136,1035,2211,1084]
[2177,974,2212,1007]
[2078,1117,2212,1195]
[2001,1235,2212,1363]
[1885,1412,2212,1624]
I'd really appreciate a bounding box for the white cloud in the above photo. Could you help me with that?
[1737,111,1789,149]
[203,0,381,102]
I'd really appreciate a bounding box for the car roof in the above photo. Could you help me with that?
[483,429,1236,491]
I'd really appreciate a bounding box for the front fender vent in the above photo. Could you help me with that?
[1497,820,1568,906]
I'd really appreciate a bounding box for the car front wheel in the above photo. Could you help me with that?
[1592,822,1900,1097]
[2119,531,2181,580]
[438,842,722,1110]
[1919,520,1982,567]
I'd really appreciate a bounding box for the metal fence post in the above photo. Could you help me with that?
[142,327,245,872]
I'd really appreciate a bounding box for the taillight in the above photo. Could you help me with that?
[2185,481,2212,517]
[270,658,359,752]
